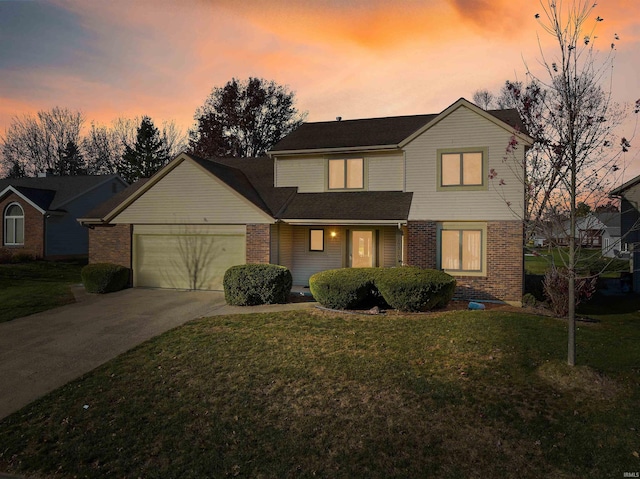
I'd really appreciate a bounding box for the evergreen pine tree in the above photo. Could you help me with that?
[60,140,86,175]
[119,116,169,183]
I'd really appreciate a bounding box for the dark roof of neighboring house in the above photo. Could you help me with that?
[594,212,621,229]
[82,178,151,221]
[0,175,124,212]
[269,108,526,152]
[277,191,413,221]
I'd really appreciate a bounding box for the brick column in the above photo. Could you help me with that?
[88,224,132,268]
[406,220,437,269]
[246,224,271,264]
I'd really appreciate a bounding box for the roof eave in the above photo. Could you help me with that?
[268,144,400,157]
[611,175,640,196]
[0,186,47,214]
[280,219,408,225]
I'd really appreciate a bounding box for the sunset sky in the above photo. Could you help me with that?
[1,0,639,177]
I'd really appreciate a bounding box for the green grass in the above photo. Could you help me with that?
[1,301,639,478]
[525,248,629,278]
[0,261,85,323]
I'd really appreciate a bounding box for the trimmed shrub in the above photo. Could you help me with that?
[81,263,130,294]
[375,267,456,312]
[309,268,380,310]
[224,264,292,306]
[309,267,456,312]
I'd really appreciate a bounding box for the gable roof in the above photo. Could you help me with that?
[83,153,413,224]
[0,175,126,212]
[269,98,530,155]
[611,173,640,196]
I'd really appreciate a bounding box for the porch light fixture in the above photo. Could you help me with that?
[330,231,337,238]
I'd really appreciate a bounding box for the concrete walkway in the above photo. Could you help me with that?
[0,286,315,420]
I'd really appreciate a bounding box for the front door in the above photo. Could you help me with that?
[351,230,374,268]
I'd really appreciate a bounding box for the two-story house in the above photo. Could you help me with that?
[80,98,532,304]
[611,174,640,292]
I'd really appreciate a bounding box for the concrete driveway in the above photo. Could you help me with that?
[0,286,311,420]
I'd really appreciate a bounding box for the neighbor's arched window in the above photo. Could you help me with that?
[4,203,25,245]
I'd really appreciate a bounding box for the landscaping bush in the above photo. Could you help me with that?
[81,263,130,294]
[309,268,381,310]
[309,267,456,312]
[224,264,292,306]
[543,266,596,317]
[375,267,456,312]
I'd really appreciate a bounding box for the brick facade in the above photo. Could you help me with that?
[88,224,132,268]
[0,194,45,259]
[406,219,523,305]
[453,221,523,304]
[406,221,437,269]
[246,223,271,264]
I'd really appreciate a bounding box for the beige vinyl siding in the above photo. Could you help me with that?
[271,223,294,268]
[404,105,524,221]
[368,153,404,191]
[282,225,399,285]
[275,156,325,192]
[275,152,403,192]
[380,226,400,267]
[113,159,272,224]
[290,226,345,285]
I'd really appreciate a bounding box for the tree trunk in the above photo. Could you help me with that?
[568,156,577,367]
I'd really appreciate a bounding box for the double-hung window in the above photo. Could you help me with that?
[438,222,486,275]
[437,148,487,190]
[4,203,25,246]
[328,158,363,189]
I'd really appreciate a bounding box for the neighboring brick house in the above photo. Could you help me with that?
[1,174,127,259]
[611,174,640,292]
[80,98,532,304]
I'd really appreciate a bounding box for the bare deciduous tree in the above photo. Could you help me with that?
[1,107,84,177]
[489,1,639,365]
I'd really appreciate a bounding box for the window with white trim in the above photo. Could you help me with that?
[437,222,486,275]
[328,158,363,189]
[4,203,25,246]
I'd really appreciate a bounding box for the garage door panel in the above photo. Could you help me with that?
[135,234,245,290]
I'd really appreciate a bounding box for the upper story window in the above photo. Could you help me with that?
[4,203,25,246]
[328,158,363,190]
[437,148,487,191]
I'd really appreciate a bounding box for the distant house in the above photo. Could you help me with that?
[81,98,533,305]
[1,174,127,259]
[548,214,610,249]
[611,175,640,292]
[594,211,627,258]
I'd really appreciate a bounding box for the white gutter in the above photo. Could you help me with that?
[282,219,408,225]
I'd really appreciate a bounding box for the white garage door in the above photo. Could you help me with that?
[133,225,246,291]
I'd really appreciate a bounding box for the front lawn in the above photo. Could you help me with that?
[0,304,638,478]
[525,247,629,277]
[0,261,85,323]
